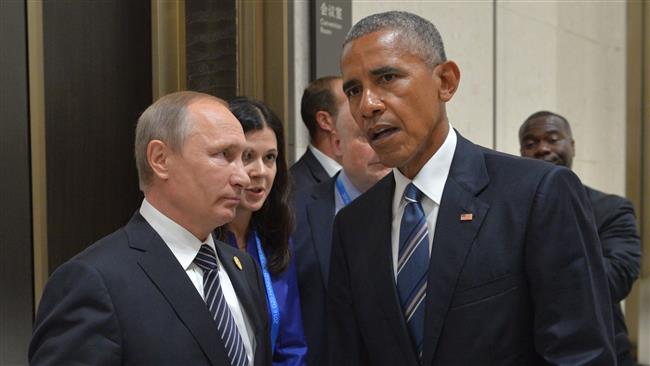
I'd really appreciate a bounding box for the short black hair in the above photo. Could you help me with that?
[519,110,572,141]
[300,76,340,140]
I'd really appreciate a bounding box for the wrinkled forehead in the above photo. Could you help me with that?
[522,116,570,138]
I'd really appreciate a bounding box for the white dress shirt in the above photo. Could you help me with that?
[309,144,341,177]
[139,199,255,364]
[391,126,457,278]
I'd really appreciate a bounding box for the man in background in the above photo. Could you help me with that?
[519,110,642,366]
[30,91,271,366]
[293,87,390,365]
[291,76,343,193]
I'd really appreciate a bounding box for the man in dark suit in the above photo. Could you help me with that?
[30,91,271,366]
[291,76,343,193]
[519,110,642,366]
[328,11,616,365]
[293,87,389,365]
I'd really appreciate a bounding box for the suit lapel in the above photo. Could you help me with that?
[214,241,264,337]
[421,133,490,365]
[127,213,228,366]
[365,175,420,364]
[306,178,336,286]
[305,148,330,184]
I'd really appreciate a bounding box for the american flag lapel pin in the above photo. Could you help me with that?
[460,213,473,222]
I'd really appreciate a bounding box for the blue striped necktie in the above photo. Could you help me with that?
[397,183,429,360]
[194,244,249,366]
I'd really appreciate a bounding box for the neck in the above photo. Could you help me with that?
[312,134,339,164]
[227,209,253,250]
[399,119,450,179]
[145,191,212,242]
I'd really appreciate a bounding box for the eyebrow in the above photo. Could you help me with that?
[342,66,402,92]
[370,66,401,76]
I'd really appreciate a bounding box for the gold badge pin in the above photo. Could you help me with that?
[233,256,243,271]
[460,213,473,222]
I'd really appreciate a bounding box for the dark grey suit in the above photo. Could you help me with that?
[293,174,337,365]
[30,212,271,366]
[291,148,330,195]
[328,132,615,365]
[585,186,641,366]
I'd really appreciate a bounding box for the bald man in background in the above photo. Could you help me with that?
[519,110,642,366]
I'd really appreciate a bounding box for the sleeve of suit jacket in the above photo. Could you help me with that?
[29,259,122,366]
[596,195,642,302]
[526,168,616,364]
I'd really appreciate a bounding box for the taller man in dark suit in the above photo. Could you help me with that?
[291,76,343,193]
[519,110,642,366]
[30,91,271,366]
[328,11,616,365]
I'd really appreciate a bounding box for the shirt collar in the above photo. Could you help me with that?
[139,198,216,270]
[309,144,341,177]
[392,125,457,208]
[338,170,363,201]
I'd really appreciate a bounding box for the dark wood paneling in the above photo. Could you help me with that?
[185,0,236,99]
[43,0,151,272]
[0,0,34,364]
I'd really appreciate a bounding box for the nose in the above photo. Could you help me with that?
[231,159,251,189]
[359,87,385,119]
[246,158,267,179]
[534,142,552,158]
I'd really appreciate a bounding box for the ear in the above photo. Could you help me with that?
[331,129,343,160]
[436,61,461,102]
[147,140,171,181]
[315,110,335,132]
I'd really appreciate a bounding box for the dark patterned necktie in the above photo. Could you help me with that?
[194,244,249,366]
[397,183,429,360]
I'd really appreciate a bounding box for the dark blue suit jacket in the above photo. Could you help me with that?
[327,133,616,365]
[293,175,337,365]
[585,186,641,366]
[290,148,330,195]
[30,212,272,366]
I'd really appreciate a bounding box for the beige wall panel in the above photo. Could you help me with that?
[496,1,626,196]
[291,0,311,162]
[352,2,494,147]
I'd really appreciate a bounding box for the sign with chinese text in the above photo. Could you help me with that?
[311,0,351,78]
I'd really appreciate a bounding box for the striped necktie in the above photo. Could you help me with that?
[397,183,429,360]
[194,244,249,366]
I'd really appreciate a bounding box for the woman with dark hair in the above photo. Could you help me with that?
[220,97,307,365]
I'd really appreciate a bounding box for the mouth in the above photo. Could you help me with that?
[368,126,399,143]
[246,186,265,194]
[244,187,266,199]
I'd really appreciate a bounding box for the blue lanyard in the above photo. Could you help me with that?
[335,175,352,206]
[254,230,280,352]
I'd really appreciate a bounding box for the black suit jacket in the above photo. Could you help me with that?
[585,186,641,366]
[293,174,337,365]
[291,148,331,194]
[30,212,271,366]
[327,133,615,365]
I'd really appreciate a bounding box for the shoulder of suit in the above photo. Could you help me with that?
[584,185,633,209]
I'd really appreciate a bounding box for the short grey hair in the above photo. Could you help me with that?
[344,11,446,68]
[134,91,226,191]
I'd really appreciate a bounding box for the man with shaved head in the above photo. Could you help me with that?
[327,11,615,365]
[30,91,271,366]
[520,110,641,366]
